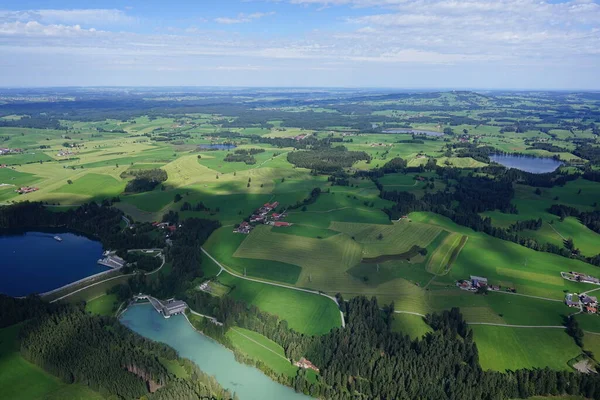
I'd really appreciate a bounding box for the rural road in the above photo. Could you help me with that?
[492,290,562,303]
[200,247,346,328]
[394,310,568,329]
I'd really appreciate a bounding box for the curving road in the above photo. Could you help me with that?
[201,247,346,328]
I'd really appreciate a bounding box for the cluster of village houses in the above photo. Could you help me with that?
[56,150,75,157]
[566,293,598,314]
[0,147,22,155]
[562,271,600,315]
[151,221,179,238]
[235,201,291,234]
[456,275,516,293]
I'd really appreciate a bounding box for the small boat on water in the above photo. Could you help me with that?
[53,236,62,242]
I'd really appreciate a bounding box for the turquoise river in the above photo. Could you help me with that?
[120,303,313,400]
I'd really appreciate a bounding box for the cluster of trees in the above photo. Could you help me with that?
[123,252,162,273]
[0,201,164,251]
[548,204,600,235]
[180,201,209,212]
[0,296,235,400]
[223,153,256,164]
[525,142,569,153]
[509,218,543,232]
[234,148,265,155]
[287,147,370,173]
[286,187,322,211]
[575,144,600,165]
[122,168,168,193]
[0,116,64,130]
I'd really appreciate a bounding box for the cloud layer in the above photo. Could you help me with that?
[0,1,598,88]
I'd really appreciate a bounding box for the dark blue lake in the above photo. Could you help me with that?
[0,231,107,297]
[199,144,237,150]
[490,154,563,174]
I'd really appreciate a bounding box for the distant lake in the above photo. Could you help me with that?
[0,231,107,297]
[120,304,313,400]
[199,144,237,150]
[382,129,444,137]
[490,154,563,174]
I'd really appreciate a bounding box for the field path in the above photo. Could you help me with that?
[288,206,381,214]
[394,310,568,329]
[229,327,291,362]
[253,151,288,169]
[201,247,346,328]
[491,290,562,303]
[547,222,567,241]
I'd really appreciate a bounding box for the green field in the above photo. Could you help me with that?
[472,325,581,371]
[54,173,125,200]
[426,233,467,275]
[85,294,119,316]
[226,327,299,377]
[234,224,363,290]
[329,220,442,257]
[204,254,342,335]
[204,227,302,284]
[391,313,432,339]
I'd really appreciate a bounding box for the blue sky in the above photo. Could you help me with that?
[0,0,599,89]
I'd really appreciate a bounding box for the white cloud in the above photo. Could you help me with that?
[0,9,135,26]
[0,2,599,88]
[215,11,275,24]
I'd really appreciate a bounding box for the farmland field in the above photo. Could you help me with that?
[472,325,581,371]
[3,88,600,398]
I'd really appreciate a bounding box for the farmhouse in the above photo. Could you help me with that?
[581,295,598,307]
[15,186,38,194]
[456,276,490,292]
[585,306,598,314]
[565,293,580,308]
[573,272,600,285]
[294,357,319,372]
[273,221,291,227]
[470,276,488,288]
[234,221,252,234]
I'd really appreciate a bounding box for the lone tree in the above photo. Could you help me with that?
[67,179,73,185]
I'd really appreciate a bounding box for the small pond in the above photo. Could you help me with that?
[0,231,107,297]
[199,144,237,150]
[490,154,563,174]
[120,303,313,400]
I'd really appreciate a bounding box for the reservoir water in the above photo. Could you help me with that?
[120,304,313,400]
[199,144,237,150]
[0,231,107,297]
[490,154,563,174]
[382,129,444,137]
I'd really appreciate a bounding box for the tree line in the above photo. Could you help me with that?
[0,296,236,400]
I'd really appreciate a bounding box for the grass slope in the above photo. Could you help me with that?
[226,327,298,377]
[472,325,580,371]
